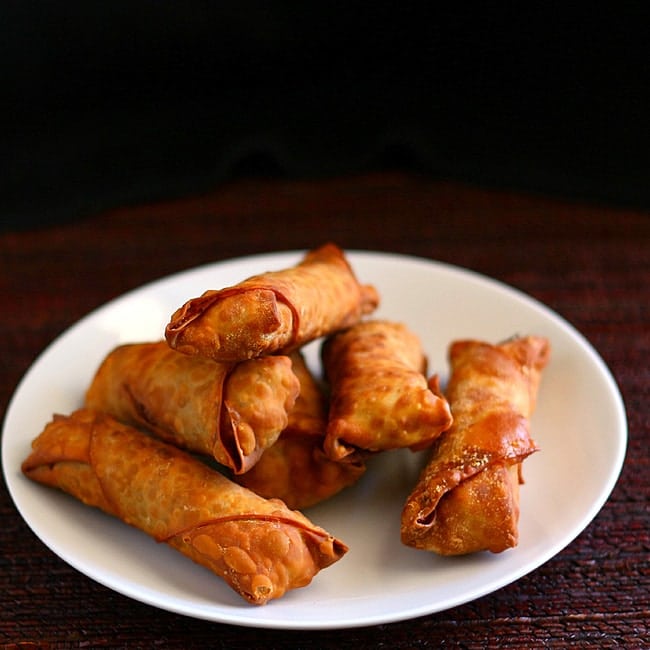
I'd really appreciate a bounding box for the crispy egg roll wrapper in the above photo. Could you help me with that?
[235,352,366,509]
[21,409,348,605]
[165,243,380,362]
[401,336,550,555]
[322,320,453,461]
[85,341,299,474]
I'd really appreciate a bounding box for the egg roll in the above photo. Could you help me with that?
[84,341,299,474]
[322,320,453,461]
[21,409,348,605]
[165,243,380,362]
[401,335,550,555]
[235,352,367,509]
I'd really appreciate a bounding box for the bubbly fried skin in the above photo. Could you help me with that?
[322,320,453,461]
[22,409,348,605]
[84,341,299,474]
[165,243,380,362]
[401,336,550,555]
[235,352,367,509]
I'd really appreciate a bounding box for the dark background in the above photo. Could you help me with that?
[3,3,649,228]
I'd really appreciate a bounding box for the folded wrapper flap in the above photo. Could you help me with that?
[402,409,539,533]
[165,286,294,359]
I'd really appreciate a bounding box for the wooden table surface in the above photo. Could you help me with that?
[1,173,648,648]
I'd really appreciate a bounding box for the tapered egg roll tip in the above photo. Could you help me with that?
[359,283,380,315]
[178,514,348,605]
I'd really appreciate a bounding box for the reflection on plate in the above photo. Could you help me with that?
[2,251,627,630]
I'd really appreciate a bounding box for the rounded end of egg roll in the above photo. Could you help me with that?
[221,355,301,474]
[401,463,521,555]
[165,287,292,361]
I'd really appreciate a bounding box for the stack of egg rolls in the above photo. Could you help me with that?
[22,243,383,604]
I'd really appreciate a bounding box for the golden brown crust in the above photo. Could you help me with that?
[84,341,299,474]
[235,352,366,509]
[164,243,380,362]
[401,335,550,555]
[22,409,348,605]
[322,320,453,461]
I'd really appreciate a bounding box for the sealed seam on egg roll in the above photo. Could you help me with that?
[401,335,550,555]
[165,243,380,362]
[21,409,348,605]
[322,320,453,461]
[235,352,366,509]
[84,341,299,474]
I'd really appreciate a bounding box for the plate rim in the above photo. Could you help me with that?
[2,249,628,630]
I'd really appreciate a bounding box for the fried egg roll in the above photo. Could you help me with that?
[401,335,550,555]
[235,352,366,509]
[84,341,299,474]
[322,320,453,461]
[22,409,348,605]
[165,243,380,362]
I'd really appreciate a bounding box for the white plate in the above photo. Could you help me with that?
[2,250,627,630]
